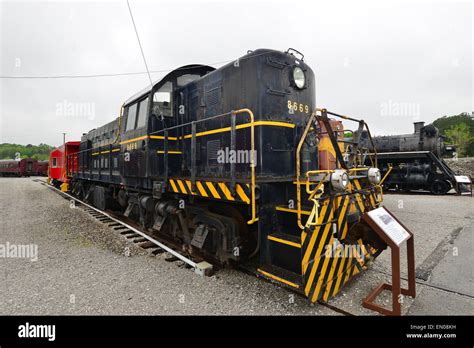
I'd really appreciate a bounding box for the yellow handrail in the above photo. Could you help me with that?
[304,169,330,196]
[233,108,257,225]
[113,104,124,144]
[379,165,393,185]
[374,165,392,204]
[296,110,319,230]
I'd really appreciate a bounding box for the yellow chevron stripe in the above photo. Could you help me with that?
[206,182,221,199]
[167,178,250,203]
[218,182,235,201]
[337,196,349,229]
[257,269,299,289]
[304,211,333,295]
[323,246,343,301]
[353,184,371,211]
[302,203,330,274]
[235,184,250,204]
[177,180,187,194]
[353,179,362,190]
[185,180,197,195]
[352,244,365,268]
[369,193,375,207]
[341,223,348,240]
[196,181,208,197]
[169,179,179,193]
[343,254,355,284]
[352,191,365,213]
[358,239,368,257]
[311,234,335,302]
[331,253,348,298]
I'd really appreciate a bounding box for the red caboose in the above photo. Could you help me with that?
[48,141,80,190]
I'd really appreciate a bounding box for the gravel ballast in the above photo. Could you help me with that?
[3,178,471,316]
[0,178,337,315]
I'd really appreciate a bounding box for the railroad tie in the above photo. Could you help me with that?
[138,241,158,249]
[151,248,166,255]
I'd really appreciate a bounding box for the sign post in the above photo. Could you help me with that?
[362,207,416,316]
[454,175,472,196]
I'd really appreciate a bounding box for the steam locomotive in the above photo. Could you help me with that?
[360,122,467,194]
[62,48,389,303]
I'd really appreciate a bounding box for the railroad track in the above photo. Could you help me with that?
[33,178,355,315]
[33,178,212,276]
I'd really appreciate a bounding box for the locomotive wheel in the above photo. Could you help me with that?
[93,186,107,210]
[430,180,450,195]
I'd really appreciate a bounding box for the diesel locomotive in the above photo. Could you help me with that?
[65,48,388,303]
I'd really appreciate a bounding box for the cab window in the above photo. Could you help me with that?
[152,82,173,117]
[126,103,137,131]
[136,97,149,129]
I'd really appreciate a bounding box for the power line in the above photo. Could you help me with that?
[126,0,153,89]
[0,50,278,80]
[0,71,155,79]
[0,61,231,80]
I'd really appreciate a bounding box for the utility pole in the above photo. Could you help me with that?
[62,133,66,174]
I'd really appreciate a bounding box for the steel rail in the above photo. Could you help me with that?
[46,183,198,269]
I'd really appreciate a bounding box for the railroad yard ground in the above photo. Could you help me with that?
[0,177,472,316]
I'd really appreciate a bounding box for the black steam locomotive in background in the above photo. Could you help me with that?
[360,121,469,194]
[371,121,453,157]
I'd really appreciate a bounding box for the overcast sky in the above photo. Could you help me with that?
[0,0,472,147]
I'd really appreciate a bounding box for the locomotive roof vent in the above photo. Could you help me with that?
[414,121,425,134]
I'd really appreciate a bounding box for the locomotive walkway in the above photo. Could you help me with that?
[0,177,472,315]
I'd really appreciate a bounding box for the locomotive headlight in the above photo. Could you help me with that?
[293,67,305,89]
[368,167,381,184]
[331,169,349,192]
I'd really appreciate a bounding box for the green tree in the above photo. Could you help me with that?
[0,143,55,161]
[445,123,473,157]
[433,113,474,156]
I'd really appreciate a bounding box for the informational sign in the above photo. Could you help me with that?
[366,207,410,246]
[454,175,472,184]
